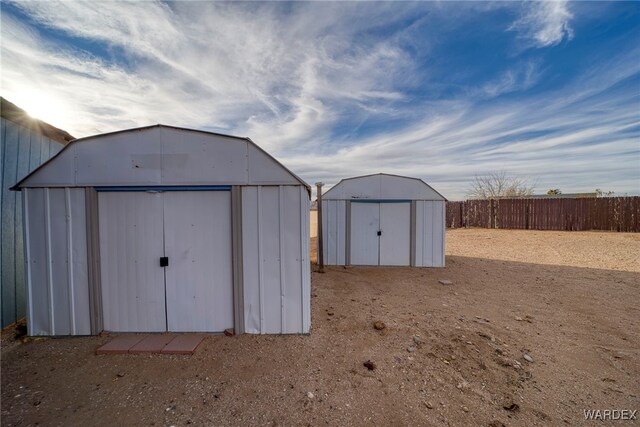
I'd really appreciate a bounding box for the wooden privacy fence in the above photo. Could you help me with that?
[446,197,640,232]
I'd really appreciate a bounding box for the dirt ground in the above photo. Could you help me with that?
[2,229,638,426]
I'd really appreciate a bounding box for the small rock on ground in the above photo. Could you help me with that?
[439,279,453,285]
[523,353,534,363]
[363,360,376,371]
[373,321,386,330]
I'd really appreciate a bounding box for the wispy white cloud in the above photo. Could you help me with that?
[2,1,416,152]
[284,49,640,198]
[480,60,540,98]
[1,1,637,199]
[509,1,574,48]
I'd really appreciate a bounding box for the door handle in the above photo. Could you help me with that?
[160,256,169,267]
[377,231,382,236]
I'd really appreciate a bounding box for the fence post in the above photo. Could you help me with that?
[490,199,496,229]
[525,205,530,230]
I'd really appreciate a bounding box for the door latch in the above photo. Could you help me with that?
[160,256,169,267]
[377,231,382,236]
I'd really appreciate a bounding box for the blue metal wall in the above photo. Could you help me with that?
[0,117,64,327]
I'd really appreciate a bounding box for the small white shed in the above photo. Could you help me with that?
[14,125,311,336]
[321,173,446,267]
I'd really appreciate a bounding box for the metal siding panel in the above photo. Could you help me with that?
[39,131,50,164]
[22,189,32,333]
[0,120,3,326]
[331,201,340,265]
[379,203,411,266]
[279,187,286,332]
[336,201,346,265]
[26,189,50,335]
[1,121,19,325]
[0,119,5,187]
[247,144,301,185]
[85,188,103,334]
[160,128,249,185]
[241,187,261,334]
[231,186,245,333]
[0,120,3,325]
[99,192,166,332]
[50,141,63,156]
[440,201,446,267]
[414,201,424,267]
[69,189,91,335]
[282,187,303,333]
[350,203,380,265]
[29,132,43,171]
[329,175,381,200]
[76,130,162,186]
[379,175,443,200]
[431,201,444,267]
[324,201,335,265]
[423,202,434,267]
[23,144,75,187]
[14,126,32,321]
[410,201,416,267]
[48,189,71,335]
[300,186,311,334]
[321,200,330,264]
[432,201,445,267]
[1,123,64,327]
[260,187,282,333]
[164,191,234,332]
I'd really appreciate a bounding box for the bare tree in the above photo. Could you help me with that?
[595,188,615,197]
[467,171,535,199]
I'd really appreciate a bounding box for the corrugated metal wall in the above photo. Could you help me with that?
[25,185,311,336]
[1,118,64,327]
[415,201,445,267]
[23,188,91,335]
[322,200,346,265]
[322,199,445,267]
[241,186,311,334]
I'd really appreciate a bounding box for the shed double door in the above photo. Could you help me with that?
[98,191,233,332]
[350,202,411,266]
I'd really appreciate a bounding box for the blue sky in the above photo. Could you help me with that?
[1,1,638,199]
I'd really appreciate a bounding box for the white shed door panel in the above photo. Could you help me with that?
[379,203,411,266]
[163,191,233,332]
[350,203,380,265]
[99,192,167,332]
[99,190,233,333]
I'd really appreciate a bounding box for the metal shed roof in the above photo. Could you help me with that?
[322,173,446,201]
[14,124,310,191]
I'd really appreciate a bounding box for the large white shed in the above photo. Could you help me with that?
[14,125,311,336]
[321,173,446,267]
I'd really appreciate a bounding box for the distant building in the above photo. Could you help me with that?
[1,97,74,328]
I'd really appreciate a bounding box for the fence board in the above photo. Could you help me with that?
[446,197,640,232]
